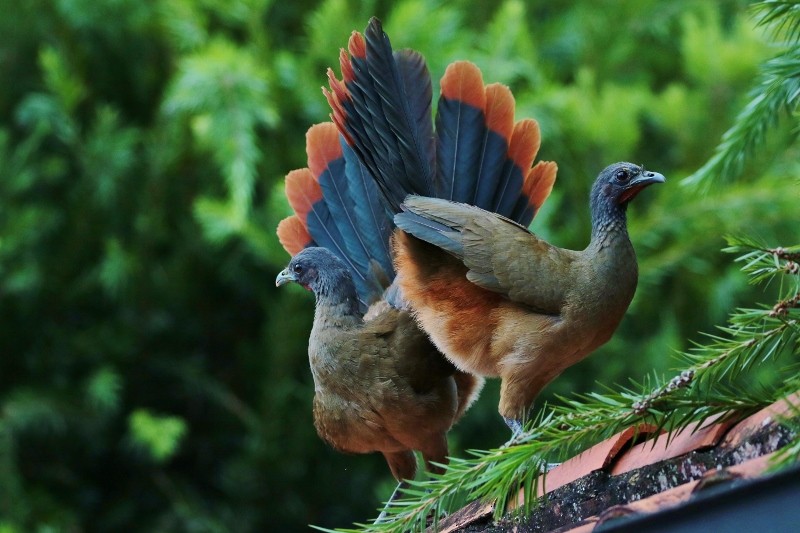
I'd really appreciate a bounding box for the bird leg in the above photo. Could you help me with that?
[375,450,417,523]
[503,416,525,439]
[375,480,411,523]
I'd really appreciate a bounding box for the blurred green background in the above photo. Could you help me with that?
[1,0,798,530]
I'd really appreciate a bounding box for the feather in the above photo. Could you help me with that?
[308,123,389,304]
[472,83,514,209]
[341,139,395,279]
[326,20,436,213]
[491,119,541,218]
[363,18,435,194]
[435,61,486,202]
[277,215,314,256]
[285,168,323,223]
[395,210,464,258]
[284,164,372,304]
[512,161,558,227]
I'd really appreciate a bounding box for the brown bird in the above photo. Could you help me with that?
[276,247,477,510]
[326,18,665,435]
[275,121,482,515]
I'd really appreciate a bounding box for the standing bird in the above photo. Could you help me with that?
[276,247,470,511]
[326,18,665,435]
[275,122,483,515]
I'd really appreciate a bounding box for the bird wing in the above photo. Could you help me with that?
[395,196,578,314]
[362,307,456,395]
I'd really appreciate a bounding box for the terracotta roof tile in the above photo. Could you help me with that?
[722,392,799,449]
[434,499,493,533]
[442,391,799,532]
[610,414,733,475]
[560,452,780,532]
[509,424,658,508]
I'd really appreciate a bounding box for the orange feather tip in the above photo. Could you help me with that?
[326,67,349,102]
[525,161,558,212]
[277,215,312,257]
[285,168,322,220]
[338,48,355,83]
[440,61,486,110]
[306,122,343,178]
[508,119,541,172]
[322,86,350,140]
[483,83,515,141]
[348,31,366,60]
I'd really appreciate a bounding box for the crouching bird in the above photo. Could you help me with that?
[275,121,482,518]
[325,18,665,436]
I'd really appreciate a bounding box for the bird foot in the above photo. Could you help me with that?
[502,417,526,447]
[374,480,411,524]
[501,417,560,471]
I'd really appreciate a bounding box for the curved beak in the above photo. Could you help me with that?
[632,170,666,188]
[620,170,665,203]
[275,268,296,287]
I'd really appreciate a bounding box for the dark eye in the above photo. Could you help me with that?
[293,263,303,274]
[615,169,630,182]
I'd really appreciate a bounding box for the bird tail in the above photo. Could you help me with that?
[325,17,557,226]
[277,122,394,306]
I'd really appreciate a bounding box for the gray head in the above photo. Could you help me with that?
[590,163,665,228]
[276,247,359,308]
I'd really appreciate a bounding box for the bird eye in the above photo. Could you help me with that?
[293,263,303,274]
[615,169,630,182]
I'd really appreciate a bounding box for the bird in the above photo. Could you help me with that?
[325,18,665,436]
[276,247,475,513]
[275,121,483,517]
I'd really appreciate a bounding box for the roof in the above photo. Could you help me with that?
[434,392,799,532]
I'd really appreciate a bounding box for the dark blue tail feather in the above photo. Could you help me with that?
[435,97,484,202]
[341,139,395,279]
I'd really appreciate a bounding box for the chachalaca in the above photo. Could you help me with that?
[325,18,665,435]
[275,122,482,515]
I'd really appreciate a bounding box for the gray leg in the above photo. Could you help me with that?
[375,480,411,523]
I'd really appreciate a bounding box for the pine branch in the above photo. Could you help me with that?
[682,47,800,187]
[682,1,800,187]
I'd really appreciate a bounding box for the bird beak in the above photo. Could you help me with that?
[620,171,665,203]
[275,268,297,287]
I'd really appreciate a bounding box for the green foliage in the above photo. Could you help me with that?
[685,0,800,186]
[0,0,798,531]
[128,410,188,463]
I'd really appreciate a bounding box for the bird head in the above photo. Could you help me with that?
[592,163,665,207]
[276,247,356,302]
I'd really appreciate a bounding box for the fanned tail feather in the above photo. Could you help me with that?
[511,160,558,227]
[277,215,314,256]
[491,119,541,219]
[325,18,436,213]
[322,17,557,230]
[472,83,514,209]
[435,61,486,202]
[433,64,555,226]
[279,123,396,305]
[308,124,373,279]
[341,138,394,279]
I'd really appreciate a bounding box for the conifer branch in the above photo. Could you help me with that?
[683,1,800,187]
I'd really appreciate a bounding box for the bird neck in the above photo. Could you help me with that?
[312,274,363,326]
[589,195,629,247]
